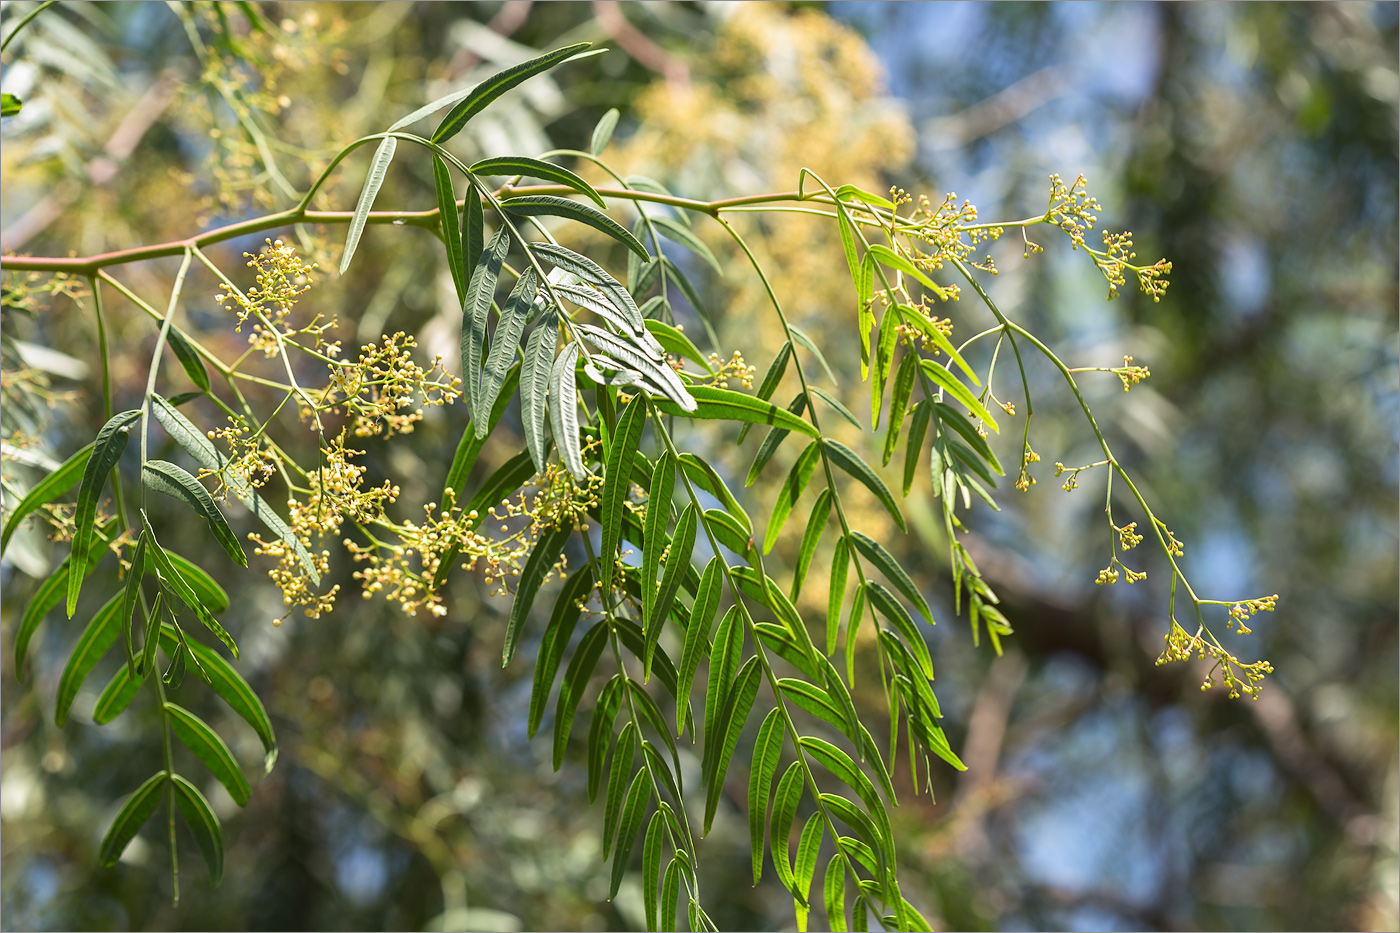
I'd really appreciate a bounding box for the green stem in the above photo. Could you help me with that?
[0,0,56,54]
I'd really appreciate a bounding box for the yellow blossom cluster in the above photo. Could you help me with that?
[321,332,462,437]
[1157,620,1275,699]
[216,239,339,357]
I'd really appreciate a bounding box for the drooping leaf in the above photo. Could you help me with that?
[529,566,592,738]
[703,508,753,562]
[93,663,143,725]
[164,326,211,393]
[825,854,849,933]
[477,269,538,435]
[339,136,397,274]
[156,623,277,773]
[590,107,620,155]
[788,324,838,384]
[519,314,558,474]
[920,359,1000,433]
[172,773,224,886]
[432,43,594,144]
[662,856,683,933]
[749,708,785,884]
[549,342,586,481]
[501,195,649,261]
[601,393,647,596]
[702,606,743,778]
[504,524,571,667]
[433,153,467,306]
[903,399,931,496]
[574,323,694,411]
[866,243,947,300]
[866,582,934,682]
[142,516,237,658]
[650,214,722,275]
[738,342,791,446]
[67,408,141,616]
[823,440,906,532]
[461,226,511,420]
[641,452,676,631]
[98,771,166,867]
[654,385,818,437]
[55,593,122,727]
[463,185,485,277]
[933,401,1003,475]
[770,761,805,892]
[530,242,649,338]
[792,488,831,600]
[120,533,147,675]
[828,536,850,655]
[552,620,608,770]
[643,808,664,932]
[746,396,807,486]
[611,769,652,899]
[884,350,918,466]
[141,594,165,684]
[794,814,825,930]
[809,386,862,432]
[603,721,636,859]
[872,309,900,429]
[142,460,247,567]
[800,736,888,848]
[471,156,606,208]
[676,558,721,735]
[648,504,695,679]
[1,93,22,117]
[848,531,932,626]
[165,702,251,806]
[678,453,750,535]
[704,656,760,832]
[643,318,712,373]
[587,675,626,803]
[764,441,820,554]
[1,440,93,551]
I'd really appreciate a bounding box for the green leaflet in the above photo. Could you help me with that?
[432,43,594,144]
[857,253,874,379]
[823,440,906,532]
[142,460,247,567]
[471,155,606,207]
[461,226,510,421]
[792,488,831,600]
[464,184,485,277]
[574,322,693,411]
[157,623,277,773]
[794,814,825,930]
[702,606,742,780]
[818,793,890,883]
[662,856,683,933]
[738,341,791,446]
[339,136,396,274]
[159,550,230,613]
[648,504,695,680]
[552,620,608,770]
[800,736,888,848]
[704,656,759,832]
[654,385,819,438]
[521,313,558,474]
[643,318,712,374]
[676,558,721,736]
[16,522,113,678]
[549,342,586,481]
[641,452,676,632]
[601,393,647,596]
[920,358,1000,433]
[590,107,620,156]
[172,773,224,886]
[1,440,93,552]
[503,525,571,668]
[865,243,948,301]
[610,769,652,900]
[903,399,931,496]
[749,708,785,884]
[704,508,753,563]
[121,532,147,674]
[895,305,978,384]
[658,254,718,348]
[764,440,820,554]
[141,595,165,685]
[98,771,166,867]
[828,536,850,656]
[866,582,934,682]
[788,324,838,384]
[603,720,636,859]
[848,531,932,625]
[501,195,649,261]
[825,853,848,933]
[55,593,122,727]
[771,761,805,893]
[433,153,467,306]
[165,702,251,806]
[529,565,591,738]
[883,350,918,467]
[142,516,238,658]
[478,270,539,438]
[642,809,664,932]
[586,675,626,804]
[530,242,648,337]
[91,658,141,726]
[67,408,141,617]
[678,453,750,535]
[650,214,722,275]
[933,401,1004,475]
[1,93,22,117]
[811,386,863,431]
[746,395,807,487]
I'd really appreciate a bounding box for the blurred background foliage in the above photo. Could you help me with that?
[1,2,1395,930]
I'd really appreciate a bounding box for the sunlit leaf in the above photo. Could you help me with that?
[98,771,166,867]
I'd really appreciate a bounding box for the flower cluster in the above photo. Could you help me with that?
[216,239,338,357]
[1015,443,1040,492]
[702,350,757,390]
[1227,594,1278,635]
[205,416,280,496]
[1157,620,1275,699]
[1112,355,1152,392]
[322,332,461,437]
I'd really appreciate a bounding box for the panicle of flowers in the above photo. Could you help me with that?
[322,332,462,437]
[1015,443,1040,492]
[703,350,756,389]
[216,239,338,357]
[894,300,954,353]
[1113,356,1151,391]
[1226,593,1278,635]
[204,416,280,497]
[1045,173,1103,248]
[1157,619,1275,699]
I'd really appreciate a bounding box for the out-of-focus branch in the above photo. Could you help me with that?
[1,70,179,252]
[922,64,1069,150]
[591,0,689,91]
